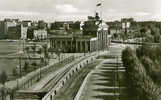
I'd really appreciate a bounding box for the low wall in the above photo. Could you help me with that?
[42,52,104,100]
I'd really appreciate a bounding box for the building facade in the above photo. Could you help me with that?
[34,29,47,40]
[49,34,97,53]
[21,25,28,40]
[0,19,19,39]
[49,13,111,53]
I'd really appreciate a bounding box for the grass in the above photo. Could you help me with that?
[0,41,20,54]
[0,41,21,75]
[0,41,40,76]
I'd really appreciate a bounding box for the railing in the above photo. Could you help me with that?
[112,40,161,45]
[42,51,107,100]
[5,54,76,91]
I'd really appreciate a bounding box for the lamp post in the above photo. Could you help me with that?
[58,48,61,62]
[19,50,23,78]
[18,57,22,78]
[40,56,43,79]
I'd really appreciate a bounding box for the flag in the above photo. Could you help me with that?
[96,3,102,6]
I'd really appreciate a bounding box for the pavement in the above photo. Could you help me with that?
[53,60,102,100]
[75,43,130,100]
[76,59,125,100]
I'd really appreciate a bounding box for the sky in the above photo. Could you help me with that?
[0,0,161,21]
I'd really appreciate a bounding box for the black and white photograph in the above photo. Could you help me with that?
[0,0,161,100]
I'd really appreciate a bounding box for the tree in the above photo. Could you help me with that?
[32,62,37,66]
[120,32,127,42]
[0,71,8,85]
[37,48,43,55]
[112,33,118,39]
[40,57,45,65]
[31,44,36,53]
[140,28,146,42]
[27,28,34,39]
[42,44,48,58]
[141,56,161,85]
[24,62,29,73]
[42,44,49,65]
[12,68,18,77]
[25,47,30,53]
[0,86,8,100]
[122,47,161,100]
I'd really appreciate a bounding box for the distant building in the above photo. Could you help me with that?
[47,23,51,29]
[121,18,134,29]
[26,21,48,40]
[4,19,18,34]
[0,21,5,39]
[38,20,46,29]
[22,20,32,27]
[50,21,74,30]
[7,25,21,39]
[34,29,47,40]
[27,26,37,40]
[82,20,98,37]
[49,34,96,53]
[106,21,122,35]
[0,19,19,39]
[21,24,28,40]
[121,18,135,34]
[49,21,81,35]
[49,12,111,53]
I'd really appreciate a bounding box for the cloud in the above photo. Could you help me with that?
[55,4,90,14]
[0,11,39,16]
[107,9,117,13]
[0,0,160,21]
[135,12,150,16]
[56,4,79,13]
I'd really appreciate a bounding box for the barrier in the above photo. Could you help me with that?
[5,54,76,93]
[42,52,101,100]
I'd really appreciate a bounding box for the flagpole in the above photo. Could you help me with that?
[100,0,103,21]
[96,0,103,24]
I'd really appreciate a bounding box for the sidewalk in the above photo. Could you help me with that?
[76,59,125,100]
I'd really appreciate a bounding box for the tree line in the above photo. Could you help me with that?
[122,45,161,100]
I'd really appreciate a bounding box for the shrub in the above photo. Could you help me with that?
[0,71,8,85]
[122,47,161,100]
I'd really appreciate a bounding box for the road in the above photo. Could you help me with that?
[41,43,128,100]
[74,43,133,100]
[15,43,133,100]
[14,53,93,100]
[53,60,102,100]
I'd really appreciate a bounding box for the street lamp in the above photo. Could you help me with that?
[40,56,43,79]
[58,48,61,62]
[16,79,19,90]
[19,50,23,78]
